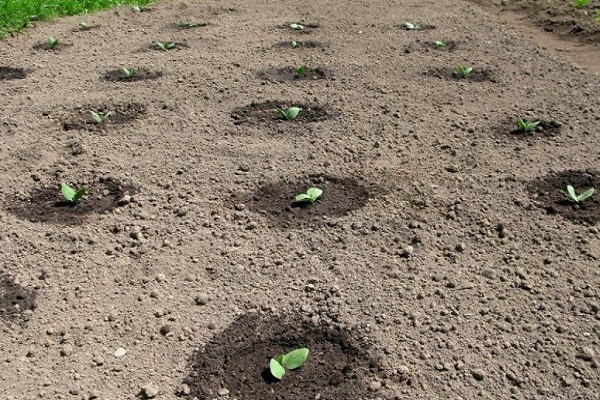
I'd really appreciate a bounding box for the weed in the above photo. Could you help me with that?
[79,22,90,30]
[269,348,309,380]
[121,67,139,78]
[294,187,323,204]
[289,23,304,30]
[516,117,540,133]
[455,65,473,78]
[573,0,590,9]
[275,107,301,121]
[295,65,307,76]
[61,183,87,203]
[567,185,594,203]
[155,41,176,50]
[47,36,58,48]
[90,110,111,124]
[291,40,303,48]
[435,40,445,48]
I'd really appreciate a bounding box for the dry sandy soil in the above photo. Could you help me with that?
[1,0,599,399]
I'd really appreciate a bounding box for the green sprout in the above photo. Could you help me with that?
[435,40,446,48]
[47,36,58,48]
[90,110,111,124]
[155,41,176,51]
[294,187,323,204]
[289,23,304,30]
[567,185,594,203]
[455,65,473,78]
[275,107,301,121]
[131,5,149,12]
[79,22,90,31]
[291,40,303,48]
[573,0,590,9]
[295,65,307,76]
[61,183,87,203]
[121,67,139,78]
[403,22,423,31]
[269,348,309,380]
[516,117,540,133]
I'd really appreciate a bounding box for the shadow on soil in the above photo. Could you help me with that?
[182,312,382,399]
[527,169,600,224]
[0,274,37,326]
[7,177,137,225]
[0,66,29,80]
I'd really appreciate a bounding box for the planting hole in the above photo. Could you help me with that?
[0,67,29,80]
[102,68,163,82]
[0,274,37,327]
[257,66,331,83]
[182,312,384,399]
[426,67,497,82]
[62,102,146,131]
[231,100,331,126]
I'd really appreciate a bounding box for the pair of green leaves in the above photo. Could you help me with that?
[291,41,303,48]
[455,65,473,78]
[403,22,424,31]
[289,23,304,30]
[435,40,445,48]
[516,117,540,133]
[90,110,111,124]
[295,65,307,76]
[61,183,86,203]
[155,41,176,51]
[122,67,139,78]
[276,107,301,121]
[567,185,594,203]
[47,36,58,48]
[295,187,322,204]
[269,348,309,380]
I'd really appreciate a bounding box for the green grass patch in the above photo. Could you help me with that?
[0,0,156,37]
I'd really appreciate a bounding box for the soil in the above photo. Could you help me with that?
[1,1,599,400]
[0,66,29,80]
[103,68,163,82]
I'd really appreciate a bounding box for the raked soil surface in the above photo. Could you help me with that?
[1,0,599,399]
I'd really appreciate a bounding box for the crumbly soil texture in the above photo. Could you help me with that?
[1,1,599,400]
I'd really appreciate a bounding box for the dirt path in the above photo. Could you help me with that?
[1,1,599,399]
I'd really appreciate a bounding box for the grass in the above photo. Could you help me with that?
[0,0,156,37]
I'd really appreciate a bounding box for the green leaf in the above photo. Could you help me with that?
[282,348,309,370]
[306,187,323,202]
[435,40,445,48]
[270,358,285,380]
[295,193,312,202]
[72,187,87,202]
[61,183,76,201]
[90,110,102,123]
[578,187,595,202]
[296,65,306,76]
[291,41,302,48]
[403,22,415,30]
[275,108,287,119]
[290,23,304,30]
[567,185,578,202]
[286,107,301,120]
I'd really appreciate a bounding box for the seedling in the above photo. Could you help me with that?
[291,40,303,48]
[573,0,590,9]
[567,185,594,203]
[269,348,309,380]
[275,107,301,121]
[47,36,58,48]
[516,117,540,133]
[121,67,139,78]
[289,23,304,30]
[403,22,423,31]
[181,22,202,28]
[294,187,323,204]
[295,65,307,76]
[155,41,176,51]
[131,5,149,12]
[61,183,87,203]
[455,65,473,78]
[79,22,90,30]
[90,110,111,124]
[435,40,446,48]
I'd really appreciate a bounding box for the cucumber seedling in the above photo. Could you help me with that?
[61,183,87,203]
[47,36,59,49]
[455,65,473,78]
[403,22,424,31]
[289,23,304,30]
[291,40,303,48]
[131,5,150,12]
[79,22,91,31]
[155,41,176,51]
[294,187,323,204]
[269,348,309,380]
[121,67,139,79]
[435,40,446,48]
[276,107,301,121]
[295,65,307,77]
[90,110,111,124]
[567,185,594,203]
[516,117,540,133]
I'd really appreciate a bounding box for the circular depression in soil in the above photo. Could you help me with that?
[257,66,331,83]
[62,102,146,131]
[527,169,600,224]
[102,68,163,82]
[426,67,497,82]
[498,118,562,140]
[0,67,29,80]
[231,100,332,126]
[7,177,137,225]
[182,312,383,399]
[231,175,373,227]
[0,274,37,326]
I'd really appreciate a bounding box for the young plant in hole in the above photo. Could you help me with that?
[275,107,301,121]
[181,22,201,28]
[131,5,150,12]
[403,22,423,30]
[295,187,323,204]
[90,110,111,124]
[121,67,139,78]
[79,22,90,30]
[291,40,303,48]
[47,36,59,48]
[155,41,176,51]
[269,348,309,380]
[61,183,87,203]
[455,65,473,78]
[435,40,446,48]
[295,65,307,77]
[567,185,594,203]
[573,0,590,9]
[516,117,540,133]
[289,23,304,30]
